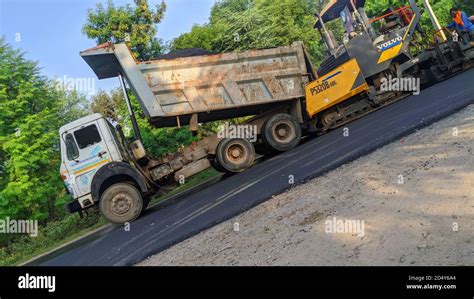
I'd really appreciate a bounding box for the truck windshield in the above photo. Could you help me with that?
[65,133,79,160]
[74,124,102,149]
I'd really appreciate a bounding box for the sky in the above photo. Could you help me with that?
[0,0,216,94]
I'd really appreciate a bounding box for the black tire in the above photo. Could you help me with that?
[216,138,256,173]
[139,196,152,216]
[99,183,143,224]
[261,113,301,152]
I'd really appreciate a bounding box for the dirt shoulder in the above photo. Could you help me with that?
[138,105,474,266]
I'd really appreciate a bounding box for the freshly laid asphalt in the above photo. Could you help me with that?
[36,68,474,266]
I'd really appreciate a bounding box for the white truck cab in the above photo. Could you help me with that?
[59,113,152,224]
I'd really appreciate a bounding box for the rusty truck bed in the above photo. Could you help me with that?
[81,42,315,128]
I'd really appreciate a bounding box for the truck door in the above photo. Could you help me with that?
[63,121,112,198]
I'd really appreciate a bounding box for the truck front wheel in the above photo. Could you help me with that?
[99,183,144,224]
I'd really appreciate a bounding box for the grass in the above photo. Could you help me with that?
[0,167,221,266]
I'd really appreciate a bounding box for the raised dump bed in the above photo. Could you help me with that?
[81,42,315,128]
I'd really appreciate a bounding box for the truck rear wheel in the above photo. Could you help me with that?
[215,138,256,173]
[261,113,301,152]
[99,183,143,224]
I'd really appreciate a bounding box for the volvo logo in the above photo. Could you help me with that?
[377,35,402,51]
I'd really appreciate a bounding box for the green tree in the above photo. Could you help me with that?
[0,38,88,222]
[90,88,124,120]
[89,88,197,158]
[172,0,327,65]
[83,0,167,60]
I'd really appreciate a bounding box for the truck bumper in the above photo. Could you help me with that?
[66,194,95,213]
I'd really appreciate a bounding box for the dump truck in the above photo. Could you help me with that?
[60,42,317,224]
[60,0,472,224]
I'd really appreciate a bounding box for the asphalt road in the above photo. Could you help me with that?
[38,68,474,266]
